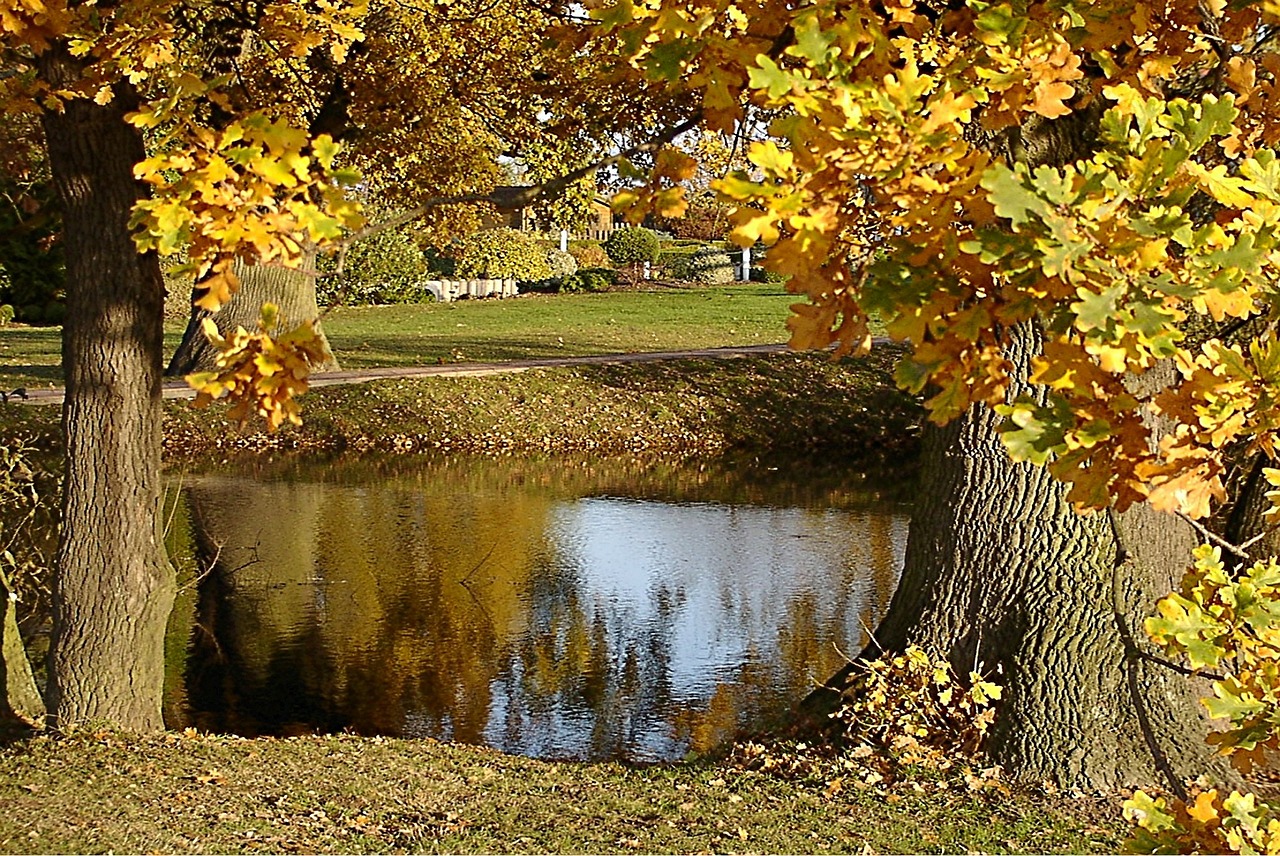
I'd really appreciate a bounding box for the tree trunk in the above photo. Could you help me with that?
[0,569,43,729]
[166,255,340,376]
[39,53,175,731]
[810,323,1229,791]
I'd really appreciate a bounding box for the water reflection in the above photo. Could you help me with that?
[170,454,909,761]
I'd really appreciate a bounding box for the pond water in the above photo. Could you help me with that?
[163,453,910,762]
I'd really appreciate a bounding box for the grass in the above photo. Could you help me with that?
[0,283,797,390]
[0,731,1122,854]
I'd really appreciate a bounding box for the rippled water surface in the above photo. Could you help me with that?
[164,454,910,761]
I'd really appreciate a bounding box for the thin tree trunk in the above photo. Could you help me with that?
[810,323,1230,791]
[39,52,175,731]
[167,255,339,376]
[0,569,43,729]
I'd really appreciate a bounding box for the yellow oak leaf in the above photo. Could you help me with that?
[1187,790,1222,825]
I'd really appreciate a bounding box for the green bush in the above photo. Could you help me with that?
[424,245,458,278]
[318,224,432,306]
[681,247,736,284]
[750,266,789,284]
[457,228,551,281]
[0,187,65,325]
[603,228,660,266]
[568,241,609,269]
[545,247,579,279]
[518,266,616,294]
[656,246,700,276]
[563,267,618,293]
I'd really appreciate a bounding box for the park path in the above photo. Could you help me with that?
[16,343,792,407]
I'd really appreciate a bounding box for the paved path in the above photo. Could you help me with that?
[16,344,792,407]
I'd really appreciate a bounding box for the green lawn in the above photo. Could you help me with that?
[0,284,796,390]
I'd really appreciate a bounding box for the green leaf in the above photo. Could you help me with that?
[1203,680,1266,723]
[972,1,1023,45]
[748,55,796,101]
[997,401,1061,465]
[981,164,1051,229]
[787,14,834,64]
[646,39,698,81]
[1072,283,1125,332]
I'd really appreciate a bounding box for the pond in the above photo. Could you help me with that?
[162,453,911,762]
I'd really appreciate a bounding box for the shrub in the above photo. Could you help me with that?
[0,188,65,325]
[456,228,551,281]
[318,224,432,306]
[568,241,609,269]
[564,267,618,293]
[545,247,578,279]
[424,245,458,278]
[681,247,736,284]
[604,227,660,266]
[656,246,700,275]
[518,266,615,295]
[750,266,789,284]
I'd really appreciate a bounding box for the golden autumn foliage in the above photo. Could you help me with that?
[592,0,1280,519]
[187,303,332,430]
[593,1,1280,850]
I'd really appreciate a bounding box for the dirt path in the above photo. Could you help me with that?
[16,344,792,406]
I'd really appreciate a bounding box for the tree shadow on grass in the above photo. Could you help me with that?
[327,335,784,367]
[575,348,923,465]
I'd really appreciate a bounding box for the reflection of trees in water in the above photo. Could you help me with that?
[175,457,909,759]
[487,566,681,760]
[181,476,555,739]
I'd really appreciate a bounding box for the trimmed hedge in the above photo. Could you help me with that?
[568,241,609,269]
[568,267,618,292]
[604,228,660,266]
[457,228,552,281]
[519,266,617,294]
[680,247,736,284]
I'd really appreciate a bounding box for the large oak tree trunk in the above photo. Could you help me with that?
[166,255,339,377]
[39,52,175,731]
[811,324,1229,790]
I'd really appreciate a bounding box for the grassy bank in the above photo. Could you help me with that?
[164,349,920,461]
[0,350,921,464]
[0,731,1121,854]
[0,284,796,391]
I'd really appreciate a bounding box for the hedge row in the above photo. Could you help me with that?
[317,226,776,307]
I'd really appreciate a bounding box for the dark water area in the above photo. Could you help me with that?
[162,453,911,762]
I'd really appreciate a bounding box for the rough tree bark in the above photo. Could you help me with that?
[809,323,1230,791]
[39,50,175,731]
[166,254,340,377]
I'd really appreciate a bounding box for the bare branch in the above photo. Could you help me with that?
[1177,511,1256,562]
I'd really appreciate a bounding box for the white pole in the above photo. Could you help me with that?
[742,247,751,281]
[560,229,569,252]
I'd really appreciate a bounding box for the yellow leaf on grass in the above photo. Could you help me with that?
[1187,790,1222,825]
